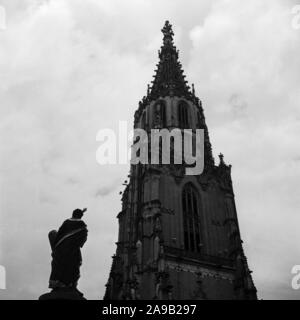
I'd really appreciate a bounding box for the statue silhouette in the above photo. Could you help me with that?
[39,208,88,300]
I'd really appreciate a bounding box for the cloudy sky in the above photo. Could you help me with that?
[0,0,300,300]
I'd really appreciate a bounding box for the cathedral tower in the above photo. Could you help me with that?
[104,21,257,300]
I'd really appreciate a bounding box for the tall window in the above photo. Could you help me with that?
[154,100,167,127]
[182,183,202,253]
[178,101,189,128]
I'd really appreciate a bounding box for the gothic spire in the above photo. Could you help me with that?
[149,21,193,100]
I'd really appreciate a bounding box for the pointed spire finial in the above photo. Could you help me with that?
[147,21,204,106]
[219,153,224,165]
[161,20,174,44]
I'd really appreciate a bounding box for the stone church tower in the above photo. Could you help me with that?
[104,21,257,300]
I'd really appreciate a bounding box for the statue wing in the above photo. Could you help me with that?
[48,230,58,251]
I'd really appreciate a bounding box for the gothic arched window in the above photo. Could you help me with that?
[154,100,167,127]
[178,101,189,128]
[182,183,202,253]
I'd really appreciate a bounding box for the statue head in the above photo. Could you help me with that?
[72,208,87,219]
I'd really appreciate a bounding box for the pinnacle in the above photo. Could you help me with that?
[148,21,192,100]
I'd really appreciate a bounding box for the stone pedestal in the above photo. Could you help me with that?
[39,288,86,300]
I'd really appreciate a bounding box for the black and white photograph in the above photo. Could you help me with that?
[0,0,299,308]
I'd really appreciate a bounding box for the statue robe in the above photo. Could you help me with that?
[49,219,88,288]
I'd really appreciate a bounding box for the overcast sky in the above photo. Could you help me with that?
[0,0,300,300]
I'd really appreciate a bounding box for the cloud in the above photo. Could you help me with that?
[94,182,119,198]
[0,0,299,299]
